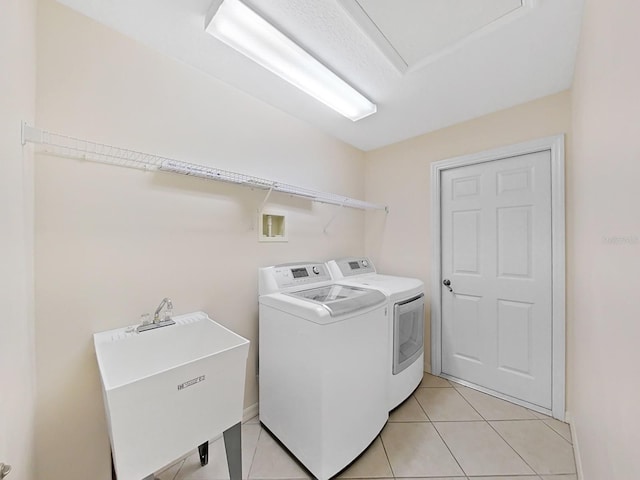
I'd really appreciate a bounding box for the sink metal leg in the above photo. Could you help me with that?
[223,422,242,480]
[111,450,117,480]
[198,441,209,466]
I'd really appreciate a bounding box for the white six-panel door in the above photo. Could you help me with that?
[440,150,553,409]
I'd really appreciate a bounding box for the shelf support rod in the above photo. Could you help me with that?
[258,183,276,213]
[323,201,346,233]
[253,183,276,231]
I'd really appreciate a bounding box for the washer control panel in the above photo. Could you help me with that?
[333,257,376,277]
[267,263,331,291]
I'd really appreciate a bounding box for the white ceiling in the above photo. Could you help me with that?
[56,0,584,151]
[340,0,525,72]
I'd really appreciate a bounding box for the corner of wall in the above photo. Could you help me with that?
[564,411,584,480]
[0,0,37,478]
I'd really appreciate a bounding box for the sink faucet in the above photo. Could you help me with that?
[136,298,176,333]
[154,297,173,323]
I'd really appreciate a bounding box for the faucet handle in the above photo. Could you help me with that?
[1,462,12,479]
[164,299,174,321]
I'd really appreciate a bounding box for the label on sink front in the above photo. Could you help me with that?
[177,375,206,391]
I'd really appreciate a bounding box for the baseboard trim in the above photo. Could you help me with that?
[565,411,584,480]
[243,402,259,423]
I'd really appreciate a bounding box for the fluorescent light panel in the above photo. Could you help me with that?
[205,0,377,121]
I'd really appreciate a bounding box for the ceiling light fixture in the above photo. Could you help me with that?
[205,0,377,121]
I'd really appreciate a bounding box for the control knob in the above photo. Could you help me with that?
[362,260,369,267]
[312,266,320,274]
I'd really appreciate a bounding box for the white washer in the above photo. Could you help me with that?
[258,262,389,480]
[328,257,425,411]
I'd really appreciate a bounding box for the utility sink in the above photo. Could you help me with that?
[94,311,249,480]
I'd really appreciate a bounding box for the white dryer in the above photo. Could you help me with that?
[258,262,389,480]
[328,257,425,410]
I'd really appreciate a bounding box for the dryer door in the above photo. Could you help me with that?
[393,294,425,374]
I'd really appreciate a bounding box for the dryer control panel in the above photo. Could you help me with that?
[259,263,331,294]
[329,257,376,278]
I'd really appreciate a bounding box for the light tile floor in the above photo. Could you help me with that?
[156,373,576,480]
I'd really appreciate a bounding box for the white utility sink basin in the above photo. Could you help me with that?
[94,311,249,480]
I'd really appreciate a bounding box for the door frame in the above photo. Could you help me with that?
[430,135,566,419]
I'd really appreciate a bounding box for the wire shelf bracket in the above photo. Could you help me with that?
[323,201,345,233]
[258,184,276,214]
[21,122,42,146]
[21,123,389,212]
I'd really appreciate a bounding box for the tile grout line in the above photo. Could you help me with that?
[257,427,315,480]
[430,418,468,478]
[245,425,263,480]
[385,379,440,479]
[171,458,185,480]
[413,392,433,422]
[246,427,314,480]
[451,384,488,421]
[538,416,579,476]
[486,419,544,476]
[540,418,573,446]
[377,431,398,479]
[423,383,470,477]
[450,385,542,477]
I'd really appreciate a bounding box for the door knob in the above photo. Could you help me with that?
[0,463,11,479]
[442,279,453,293]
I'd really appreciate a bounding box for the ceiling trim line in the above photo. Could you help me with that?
[338,0,539,76]
[337,0,409,73]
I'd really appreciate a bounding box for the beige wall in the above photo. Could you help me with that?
[34,2,366,479]
[26,2,640,479]
[569,0,640,477]
[364,91,572,375]
[0,0,37,479]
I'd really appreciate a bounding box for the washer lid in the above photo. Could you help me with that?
[285,284,385,317]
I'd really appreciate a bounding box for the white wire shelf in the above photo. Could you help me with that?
[21,123,388,212]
